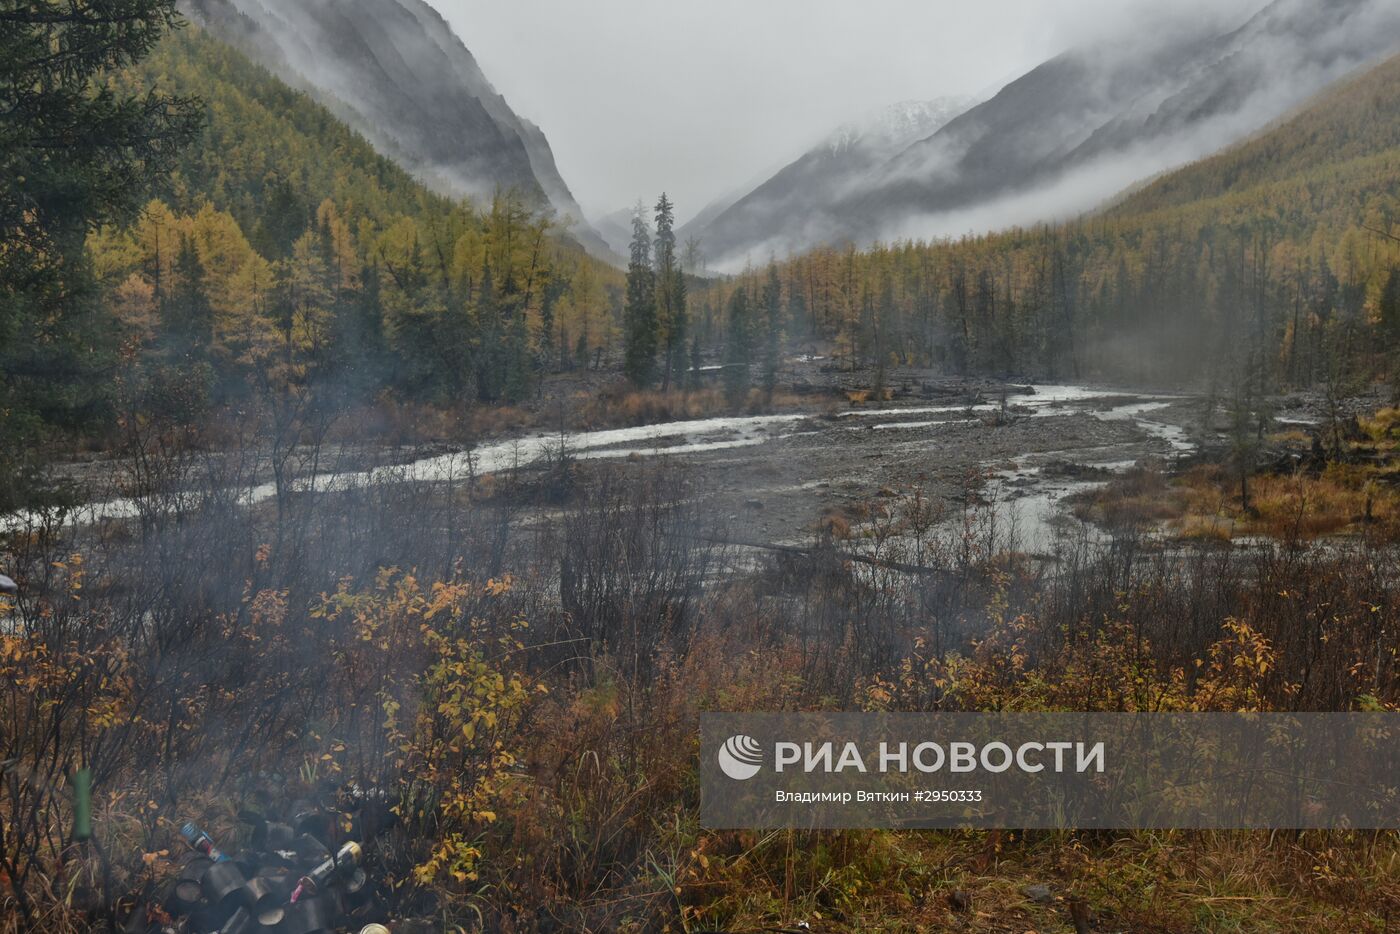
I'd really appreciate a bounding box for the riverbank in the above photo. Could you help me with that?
[23,381,1194,550]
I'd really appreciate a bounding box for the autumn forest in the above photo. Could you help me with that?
[6,2,1400,932]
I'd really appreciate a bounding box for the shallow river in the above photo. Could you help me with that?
[9,385,1197,554]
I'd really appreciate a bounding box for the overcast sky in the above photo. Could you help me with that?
[431,0,1267,225]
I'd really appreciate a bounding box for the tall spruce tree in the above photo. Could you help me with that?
[688,335,702,390]
[654,193,687,390]
[1381,267,1400,399]
[473,263,504,402]
[1380,268,1400,342]
[335,261,385,403]
[166,233,214,363]
[146,232,215,424]
[724,287,753,403]
[499,270,535,403]
[623,207,658,387]
[761,262,783,396]
[1,0,200,509]
[537,271,566,375]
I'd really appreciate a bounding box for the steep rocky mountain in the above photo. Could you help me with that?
[182,0,619,262]
[693,0,1400,268]
[681,97,974,265]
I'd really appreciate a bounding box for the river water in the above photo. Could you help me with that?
[6,385,1198,549]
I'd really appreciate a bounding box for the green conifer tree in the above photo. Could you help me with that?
[623,208,658,387]
[654,193,688,389]
[761,263,783,396]
[1,0,199,509]
[166,233,215,363]
[724,288,753,404]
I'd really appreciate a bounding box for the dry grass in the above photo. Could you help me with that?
[1068,466,1189,529]
[844,387,896,405]
[1073,408,1400,544]
[1166,463,1400,542]
[1365,407,1400,443]
[679,827,1400,933]
[1176,513,1235,541]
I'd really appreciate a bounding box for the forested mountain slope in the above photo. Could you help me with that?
[181,0,617,263]
[1108,52,1400,222]
[701,50,1400,388]
[120,27,458,249]
[90,24,619,421]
